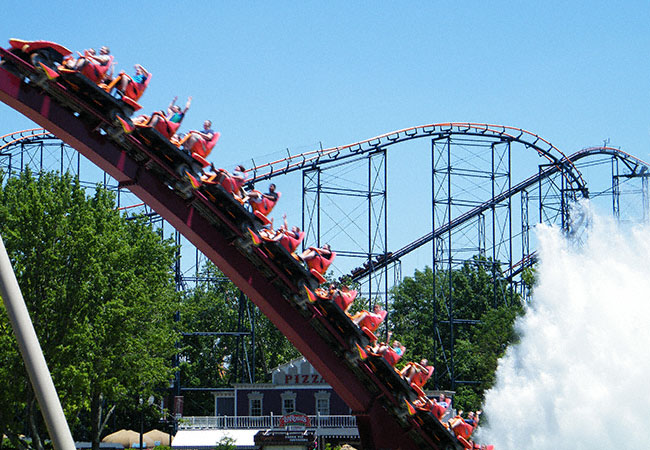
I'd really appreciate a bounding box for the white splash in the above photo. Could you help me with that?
[478,205,650,450]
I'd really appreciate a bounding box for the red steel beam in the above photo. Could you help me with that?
[0,66,440,450]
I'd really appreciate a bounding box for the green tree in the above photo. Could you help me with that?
[253,311,300,379]
[177,264,241,414]
[0,170,180,450]
[215,436,236,450]
[390,257,524,410]
[177,261,299,415]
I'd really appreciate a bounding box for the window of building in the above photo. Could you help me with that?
[315,391,330,415]
[281,391,297,415]
[248,392,263,416]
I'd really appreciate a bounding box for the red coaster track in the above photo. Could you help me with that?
[0,45,462,449]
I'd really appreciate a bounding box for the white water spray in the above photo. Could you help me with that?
[478,205,650,450]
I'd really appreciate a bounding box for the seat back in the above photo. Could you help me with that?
[451,421,474,440]
[220,172,247,195]
[383,347,403,366]
[359,309,386,332]
[192,131,221,159]
[305,248,335,274]
[81,55,113,84]
[333,288,357,311]
[154,116,181,139]
[124,72,152,101]
[411,365,434,388]
[219,175,236,194]
[280,230,305,253]
[432,402,446,420]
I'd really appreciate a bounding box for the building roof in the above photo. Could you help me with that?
[270,356,309,373]
[172,429,257,449]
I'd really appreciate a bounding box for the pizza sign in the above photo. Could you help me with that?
[284,374,326,384]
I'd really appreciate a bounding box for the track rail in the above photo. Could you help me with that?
[0,47,462,450]
[348,146,649,282]
[0,128,54,149]
[248,123,587,193]
[348,155,573,281]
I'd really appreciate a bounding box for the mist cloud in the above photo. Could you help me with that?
[478,205,650,449]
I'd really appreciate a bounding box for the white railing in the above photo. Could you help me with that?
[178,414,357,430]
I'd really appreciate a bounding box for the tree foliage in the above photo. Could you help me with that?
[177,261,299,415]
[390,257,524,411]
[0,170,180,450]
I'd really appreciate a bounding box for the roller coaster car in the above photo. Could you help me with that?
[177,130,220,159]
[405,399,462,450]
[305,285,357,313]
[449,419,474,439]
[133,112,180,139]
[245,229,317,293]
[258,228,305,254]
[281,230,305,254]
[133,121,205,179]
[56,67,141,122]
[0,39,71,85]
[238,232,317,302]
[4,39,71,70]
[449,417,494,450]
[104,69,151,103]
[402,362,434,395]
[249,190,281,226]
[352,308,386,342]
[176,131,221,184]
[303,247,336,284]
[303,286,366,346]
[57,51,114,84]
[360,349,416,411]
[367,344,403,368]
[448,419,486,450]
[412,396,448,420]
[199,180,256,226]
[330,287,358,312]
[188,185,309,302]
[202,168,247,201]
[138,112,183,139]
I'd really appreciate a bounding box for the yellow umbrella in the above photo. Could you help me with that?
[102,429,143,447]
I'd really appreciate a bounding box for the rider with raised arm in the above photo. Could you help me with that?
[136,96,192,139]
[117,64,149,95]
[280,215,303,245]
[369,331,405,366]
[150,96,191,128]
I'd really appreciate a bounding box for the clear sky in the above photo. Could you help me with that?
[2,1,650,277]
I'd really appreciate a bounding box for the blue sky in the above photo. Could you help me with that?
[2,1,650,277]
